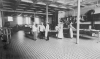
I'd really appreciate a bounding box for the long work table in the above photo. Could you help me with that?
[80,29,100,35]
[79,29,100,42]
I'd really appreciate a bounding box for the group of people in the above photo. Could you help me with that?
[31,21,75,41]
[55,21,76,39]
[31,22,49,41]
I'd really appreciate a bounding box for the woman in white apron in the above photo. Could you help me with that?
[45,23,49,41]
[57,22,64,39]
[69,22,75,39]
[55,25,59,38]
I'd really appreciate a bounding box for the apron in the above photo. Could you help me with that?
[45,25,49,37]
[57,23,63,38]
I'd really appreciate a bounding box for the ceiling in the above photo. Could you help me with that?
[0,0,100,16]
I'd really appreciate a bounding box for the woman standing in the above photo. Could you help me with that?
[32,22,38,41]
[57,22,64,39]
[69,22,75,39]
[45,23,50,41]
[55,24,59,38]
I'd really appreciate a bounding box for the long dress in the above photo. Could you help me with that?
[57,23,63,38]
[55,26,59,37]
[32,25,38,40]
[45,24,49,39]
[69,24,73,38]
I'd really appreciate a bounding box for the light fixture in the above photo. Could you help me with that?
[21,0,33,3]
[37,11,43,12]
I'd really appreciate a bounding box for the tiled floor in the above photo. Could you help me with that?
[1,31,100,59]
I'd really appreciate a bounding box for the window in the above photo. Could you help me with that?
[25,17,31,25]
[35,17,39,24]
[8,16,13,21]
[17,16,23,25]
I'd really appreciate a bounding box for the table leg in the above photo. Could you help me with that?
[97,32,100,43]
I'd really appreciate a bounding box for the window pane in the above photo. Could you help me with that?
[8,16,13,21]
[35,17,39,24]
[17,16,23,25]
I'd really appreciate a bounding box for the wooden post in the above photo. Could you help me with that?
[76,0,80,44]
[34,13,35,22]
[46,5,49,23]
[0,10,2,27]
[45,4,49,39]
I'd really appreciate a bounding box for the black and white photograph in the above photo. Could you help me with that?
[0,0,100,59]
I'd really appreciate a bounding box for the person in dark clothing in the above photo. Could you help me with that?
[39,22,45,39]
[32,22,38,41]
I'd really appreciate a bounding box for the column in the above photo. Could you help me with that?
[34,13,35,22]
[73,9,75,16]
[46,5,48,23]
[0,11,2,27]
[76,0,80,44]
